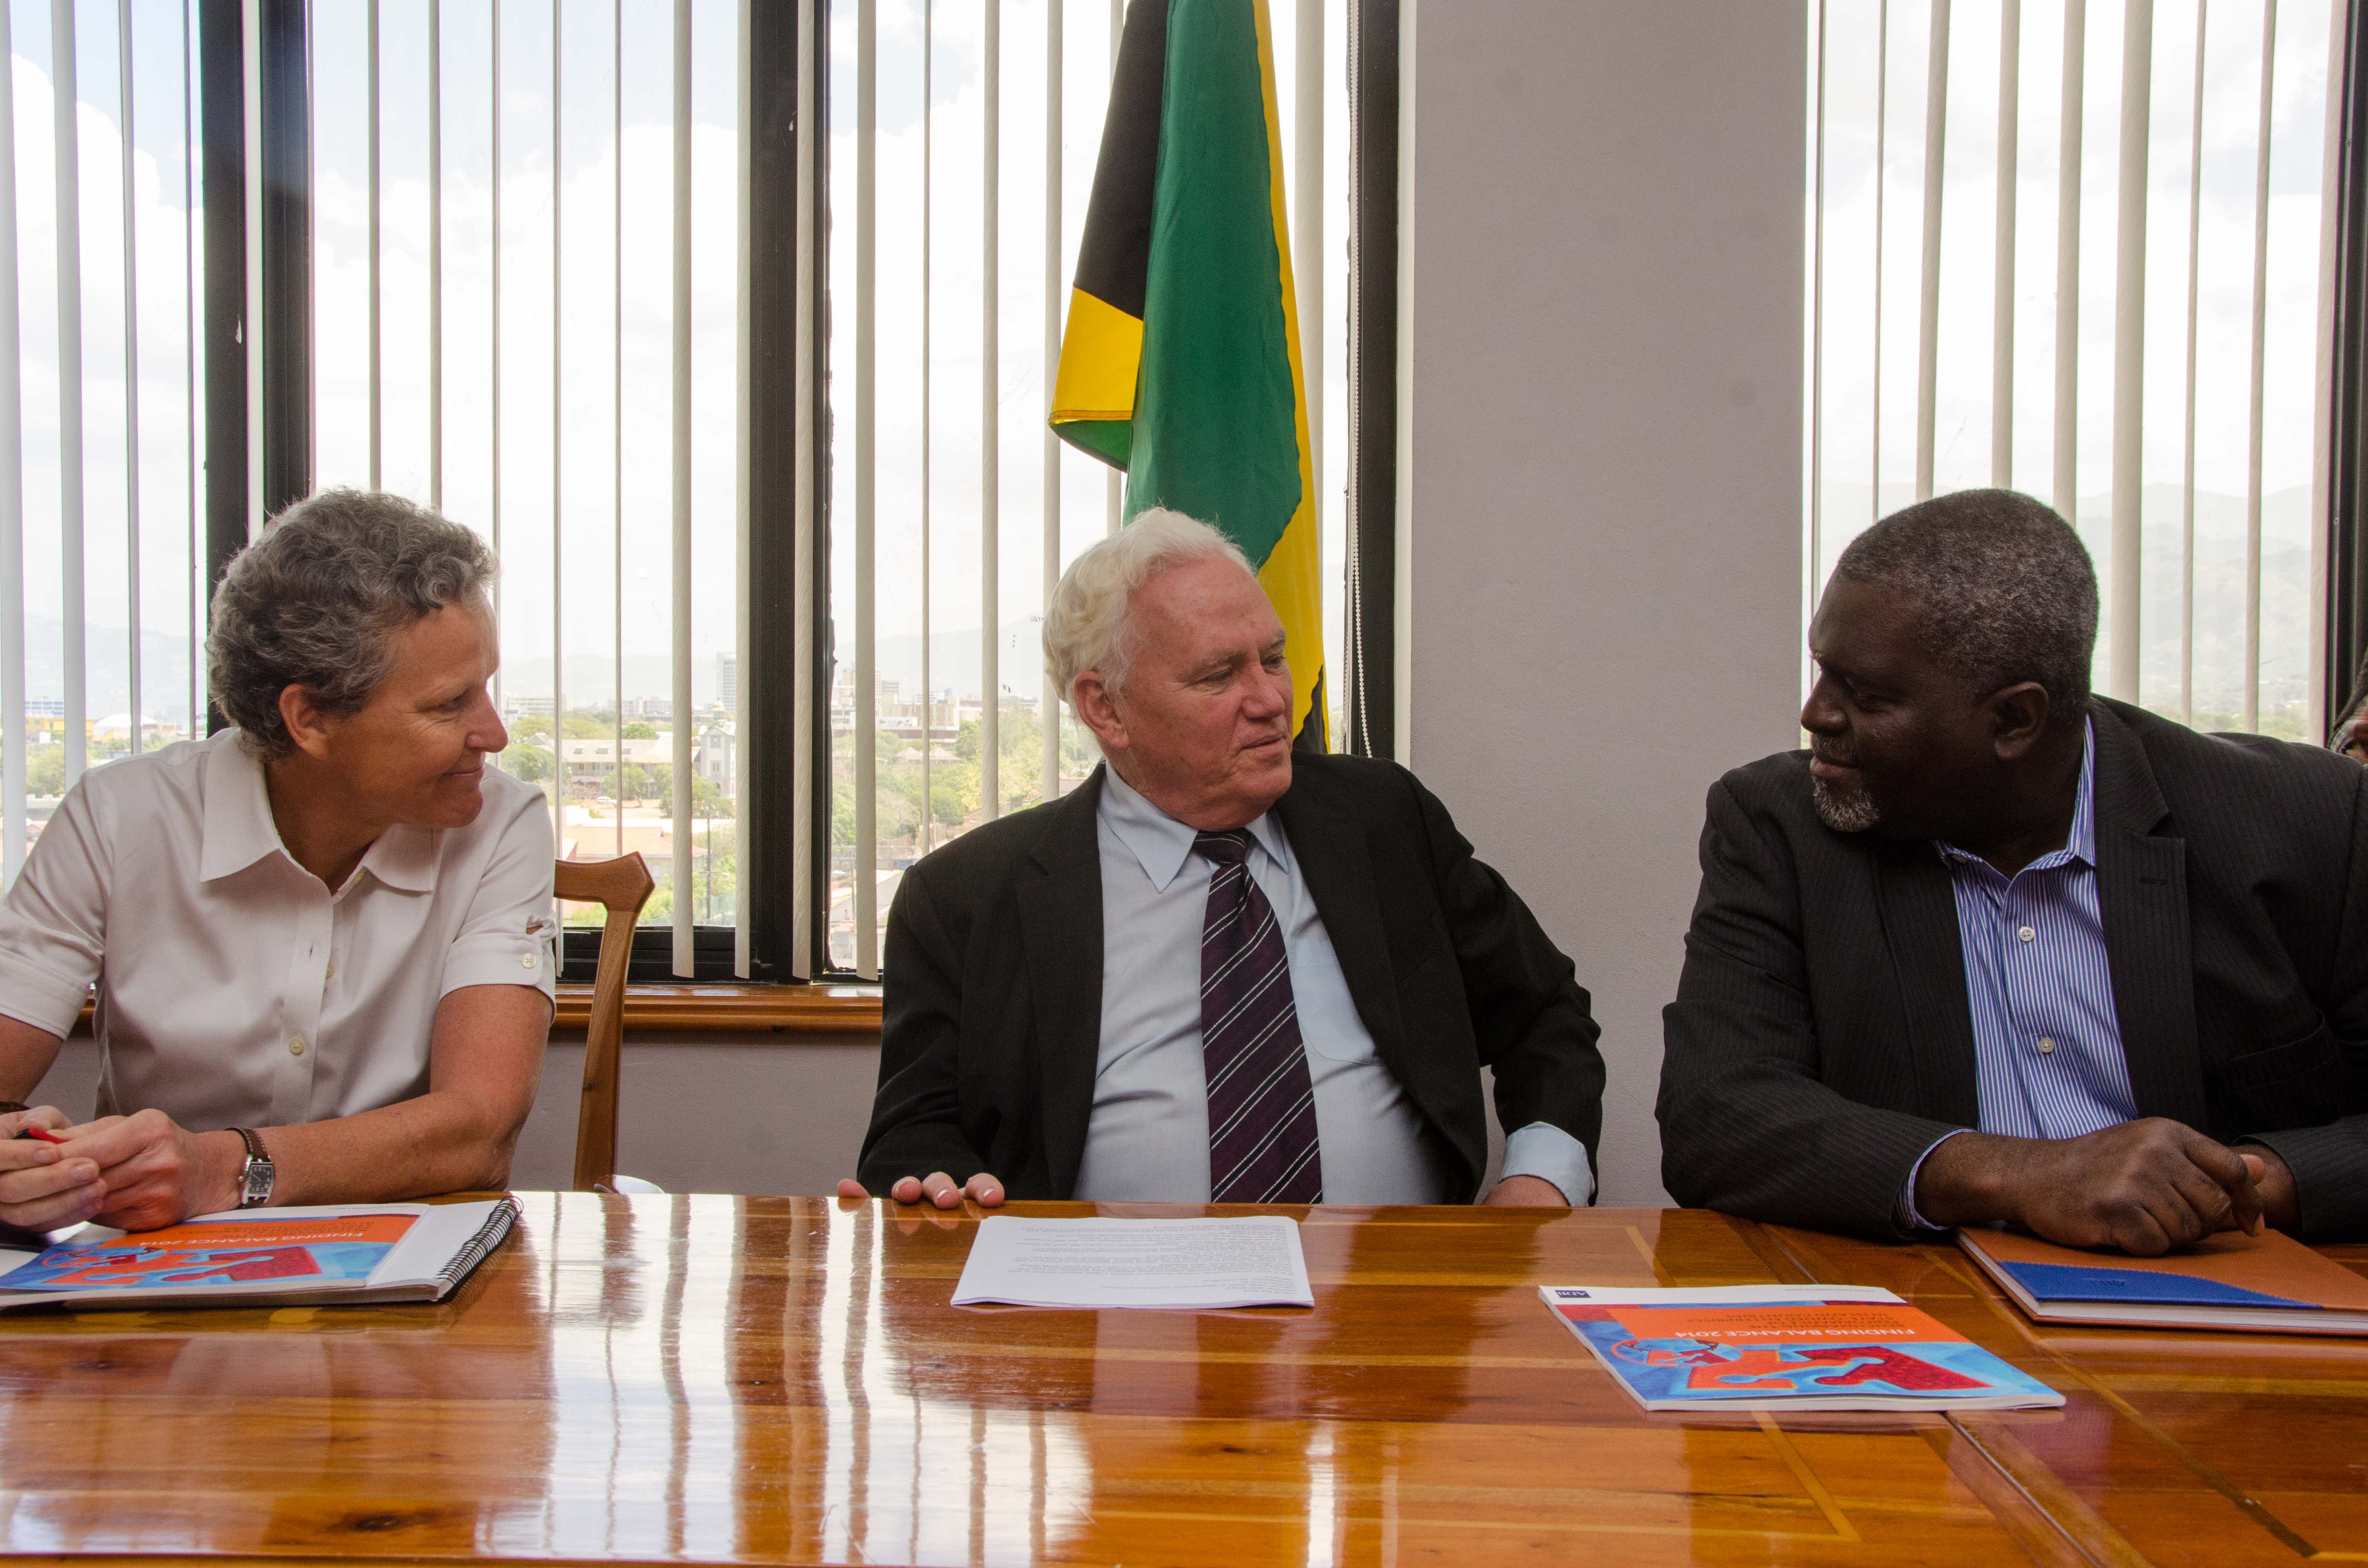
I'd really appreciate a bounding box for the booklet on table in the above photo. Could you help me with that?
[1540,1283,2063,1412]
[1957,1225,2368,1335]
[0,1200,518,1312]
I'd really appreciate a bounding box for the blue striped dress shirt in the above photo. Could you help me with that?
[1900,723,2136,1228]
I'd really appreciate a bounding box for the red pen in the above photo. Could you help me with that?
[13,1127,65,1145]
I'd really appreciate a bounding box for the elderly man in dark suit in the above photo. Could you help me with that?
[838,509,1605,1210]
[1660,489,2368,1250]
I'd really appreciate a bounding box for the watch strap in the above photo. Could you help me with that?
[228,1127,274,1208]
[0,1102,27,1117]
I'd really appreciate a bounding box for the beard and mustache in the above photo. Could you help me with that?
[1810,749,1880,833]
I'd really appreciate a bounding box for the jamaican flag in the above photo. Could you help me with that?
[1049,0,1327,748]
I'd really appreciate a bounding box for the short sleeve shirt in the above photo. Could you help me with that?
[0,729,557,1129]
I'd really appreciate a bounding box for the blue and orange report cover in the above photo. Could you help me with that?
[1540,1284,2063,1412]
[0,1212,418,1294]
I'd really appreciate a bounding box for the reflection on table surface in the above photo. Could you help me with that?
[0,1193,2359,1566]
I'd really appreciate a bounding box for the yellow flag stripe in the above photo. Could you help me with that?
[1251,0,1325,745]
[1050,287,1146,426]
[1258,507,1326,741]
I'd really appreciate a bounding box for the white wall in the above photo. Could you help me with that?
[30,1034,885,1197]
[1399,0,1808,1205]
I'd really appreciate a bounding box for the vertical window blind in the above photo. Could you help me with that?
[0,0,754,980]
[0,0,206,892]
[1808,0,2343,739]
[822,0,1352,978]
[305,0,750,973]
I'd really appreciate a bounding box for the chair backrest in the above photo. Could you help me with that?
[553,853,656,1191]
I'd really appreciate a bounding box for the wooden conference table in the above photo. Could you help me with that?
[0,1195,2362,1567]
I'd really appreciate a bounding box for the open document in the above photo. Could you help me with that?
[951,1215,1314,1309]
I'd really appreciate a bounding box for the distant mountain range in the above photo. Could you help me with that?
[15,617,203,724]
[17,485,2321,727]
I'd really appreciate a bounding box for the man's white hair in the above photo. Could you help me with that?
[1043,507,1254,704]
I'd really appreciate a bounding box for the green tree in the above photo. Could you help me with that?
[831,775,857,847]
[691,772,734,820]
[560,711,613,739]
[621,761,670,804]
[929,770,973,827]
[26,744,63,796]
[503,744,554,784]
[621,722,658,740]
[509,714,553,743]
[948,710,1080,815]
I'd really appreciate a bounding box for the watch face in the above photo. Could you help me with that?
[241,1160,274,1207]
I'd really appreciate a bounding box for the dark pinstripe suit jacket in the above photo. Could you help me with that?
[1657,698,2368,1242]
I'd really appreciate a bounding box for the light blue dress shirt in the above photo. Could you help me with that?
[1072,769,1596,1205]
[1901,723,2137,1227]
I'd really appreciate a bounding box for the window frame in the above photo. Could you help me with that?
[201,0,803,988]
[208,0,1401,993]
[2327,0,2368,723]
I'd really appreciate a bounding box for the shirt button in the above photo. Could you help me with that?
[288,1036,308,1056]
[325,961,335,980]
[2017,926,2035,943]
[519,952,539,971]
[2036,1037,2057,1054]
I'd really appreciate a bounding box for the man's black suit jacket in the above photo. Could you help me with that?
[857,755,1606,1201]
[1658,698,2368,1242]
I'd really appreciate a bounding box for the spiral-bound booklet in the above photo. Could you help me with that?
[0,1199,517,1311]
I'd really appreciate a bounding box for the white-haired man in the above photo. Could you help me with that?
[838,510,1605,1209]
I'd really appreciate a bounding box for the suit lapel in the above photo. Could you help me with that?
[1016,767,1109,1198]
[1871,840,1984,1126]
[1272,765,1415,1089]
[2089,705,2208,1127]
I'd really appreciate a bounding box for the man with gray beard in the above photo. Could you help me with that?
[1657,489,2368,1249]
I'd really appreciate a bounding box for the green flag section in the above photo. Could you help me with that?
[1050,0,1327,748]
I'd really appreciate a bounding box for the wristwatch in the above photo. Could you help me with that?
[229,1127,275,1209]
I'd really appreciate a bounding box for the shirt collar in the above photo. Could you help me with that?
[198,729,438,893]
[1098,767,1289,893]
[1936,718,2097,872]
[197,732,289,882]
[355,825,439,894]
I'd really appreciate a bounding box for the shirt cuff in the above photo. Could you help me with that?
[1896,1129,1972,1233]
[0,955,95,1039]
[440,934,559,1000]
[1499,1121,1596,1206]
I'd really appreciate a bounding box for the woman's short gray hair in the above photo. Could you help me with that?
[1043,508,1253,703]
[207,488,497,759]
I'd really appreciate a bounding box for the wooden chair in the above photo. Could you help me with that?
[553,852,656,1191]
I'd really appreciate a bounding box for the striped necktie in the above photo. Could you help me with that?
[1193,829,1323,1205]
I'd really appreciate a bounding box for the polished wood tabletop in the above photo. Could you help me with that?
[0,1195,2360,1567]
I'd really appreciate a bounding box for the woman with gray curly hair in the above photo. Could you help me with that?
[0,489,555,1232]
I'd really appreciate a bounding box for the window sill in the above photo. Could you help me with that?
[69,984,884,1039]
[551,983,882,1036]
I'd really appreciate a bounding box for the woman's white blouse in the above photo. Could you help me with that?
[0,729,556,1129]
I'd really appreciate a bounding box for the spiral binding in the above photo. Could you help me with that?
[433,1198,521,1295]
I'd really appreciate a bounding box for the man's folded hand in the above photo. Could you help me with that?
[836,1171,1006,1209]
[1917,1118,2269,1255]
